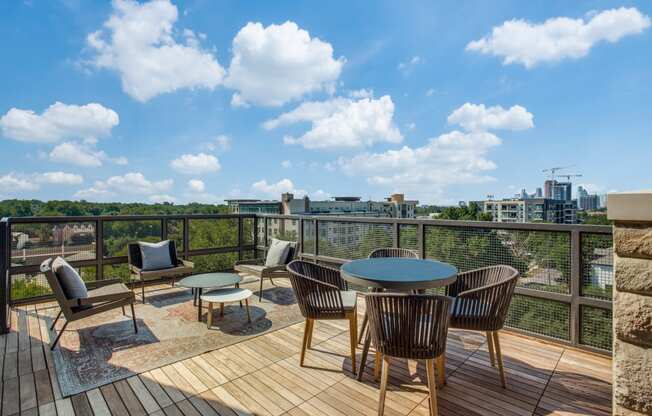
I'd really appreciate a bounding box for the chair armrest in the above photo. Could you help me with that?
[129,264,142,275]
[264,264,289,273]
[179,259,194,268]
[235,258,265,266]
[457,279,508,298]
[78,292,132,305]
[86,279,123,289]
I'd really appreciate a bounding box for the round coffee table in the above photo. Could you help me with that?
[178,273,242,321]
[201,288,253,328]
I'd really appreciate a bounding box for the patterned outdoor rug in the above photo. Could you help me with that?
[39,278,302,397]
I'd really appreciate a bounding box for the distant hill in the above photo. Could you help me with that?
[0,199,227,217]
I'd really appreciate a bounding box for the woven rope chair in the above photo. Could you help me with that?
[366,293,452,416]
[357,248,420,343]
[446,265,519,387]
[286,260,358,373]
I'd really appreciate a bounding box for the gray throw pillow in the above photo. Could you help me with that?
[52,257,88,299]
[139,240,174,271]
[265,239,292,267]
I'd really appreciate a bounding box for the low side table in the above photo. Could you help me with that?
[201,288,253,328]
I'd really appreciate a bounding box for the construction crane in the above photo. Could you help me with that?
[542,166,574,180]
[557,174,583,181]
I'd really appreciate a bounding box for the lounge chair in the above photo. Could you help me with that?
[41,257,137,350]
[234,239,296,301]
[128,240,194,303]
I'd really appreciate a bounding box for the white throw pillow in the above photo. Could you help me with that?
[265,239,292,267]
[52,257,88,299]
[139,240,174,271]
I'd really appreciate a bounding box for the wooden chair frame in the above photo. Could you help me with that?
[128,241,194,303]
[366,293,452,416]
[234,241,296,301]
[41,258,137,350]
[286,260,358,374]
[446,265,519,388]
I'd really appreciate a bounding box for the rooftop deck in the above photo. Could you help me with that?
[3,288,611,416]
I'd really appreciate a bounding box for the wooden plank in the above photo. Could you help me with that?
[211,386,252,416]
[114,379,147,416]
[3,352,18,380]
[33,369,54,406]
[70,393,94,416]
[127,375,161,414]
[3,377,20,416]
[100,384,130,416]
[38,402,57,416]
[149,368,186,404]
[176,399,201,416]
[197,389,238,416]
[19,373,38,412]
[19,407,38,416]
[17,349,31,377]
[86,388,111,416]
[138,372,174,409]
[222,380,272,416]
[54,398,75,416]
[162,404,184,416]
[190,356,228,385]
[187,395,220,416]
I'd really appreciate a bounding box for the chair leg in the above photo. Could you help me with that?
[130,303,138,334]
[436,354,446,388]
[269,277,276,286]
[300,319,312,367]
[259,276,264,302]
[426,359,439,416]
[50,321,68,350]
[121,305,126,316]
[357,332,372,381]
[207,302,214,328]
[492,331,506,388]
[348,310,357,375]
[486,331,496,367]
[358,312,368,344]
[245,299,251,323]
[378,356,390,416]
[141,282,146,304]
[50,310,62,330]
[307,317,315,349]
[374,350,381,381]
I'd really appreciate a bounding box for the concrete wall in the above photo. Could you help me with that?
[608,191,652,415]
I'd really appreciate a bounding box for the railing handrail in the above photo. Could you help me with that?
[4,213,256,224]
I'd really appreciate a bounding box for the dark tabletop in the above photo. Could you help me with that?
[178,273,242,289]
[340,258,458,290]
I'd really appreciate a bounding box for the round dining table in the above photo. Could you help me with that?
[340,257,458,380]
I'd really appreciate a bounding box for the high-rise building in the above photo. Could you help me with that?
[483,198,577,224]
[579,194,600,211]
[535,187,543,198]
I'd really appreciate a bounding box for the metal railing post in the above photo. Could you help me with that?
[183,216,190,259]
[237,216,244,261]
[263,217,268,249]
[0,218,9,333]
[253,216,259,256]
[417,222,426,259]
[96,219,104,280]
[298,219,304,258]
[392,221,399,248]
[313,218,319,263]
[161,218,168,240]
[570,229,582,346]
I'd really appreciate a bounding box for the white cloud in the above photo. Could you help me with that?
[447,103,534,132]
[202,135,231,152]
[347,88,373,99]
[467,7,650,68]
[0,173,40,192]
[0,102,118,143]
[406,122,416,131]
[170,153,220,175]
[311,190,331,200]
[264,95,402,150]
[87,0,224,102]
[35,172,83,185]
[48,142,127,168]
[75,172,173,201]
[188,179,205,192]
[149,194,177,203]
[281,160,292,168]
[425,88,436,97]
[49,142,103,167]
[251,178,306,198]
[336,103,534,202]
[224,21,344,107]
[0,171,83,194]
[397,56,421,74]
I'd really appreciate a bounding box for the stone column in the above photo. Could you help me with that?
[608,191,652,415]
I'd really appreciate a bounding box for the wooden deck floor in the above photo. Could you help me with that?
[2,296,612,416]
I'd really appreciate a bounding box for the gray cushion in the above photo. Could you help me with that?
[139,240,174,271]
[265,239,292,267]
[341,290,358,311]
[52,257,88,300]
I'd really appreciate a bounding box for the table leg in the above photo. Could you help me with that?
[197,288,203,321]
[220,303,224,318]
[237,282,242,308]
[245,298,251,323]
[207,303,213,328]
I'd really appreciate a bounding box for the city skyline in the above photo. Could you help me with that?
[1,1,650,205]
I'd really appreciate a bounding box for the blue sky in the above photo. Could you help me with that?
[0,0,650,205]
